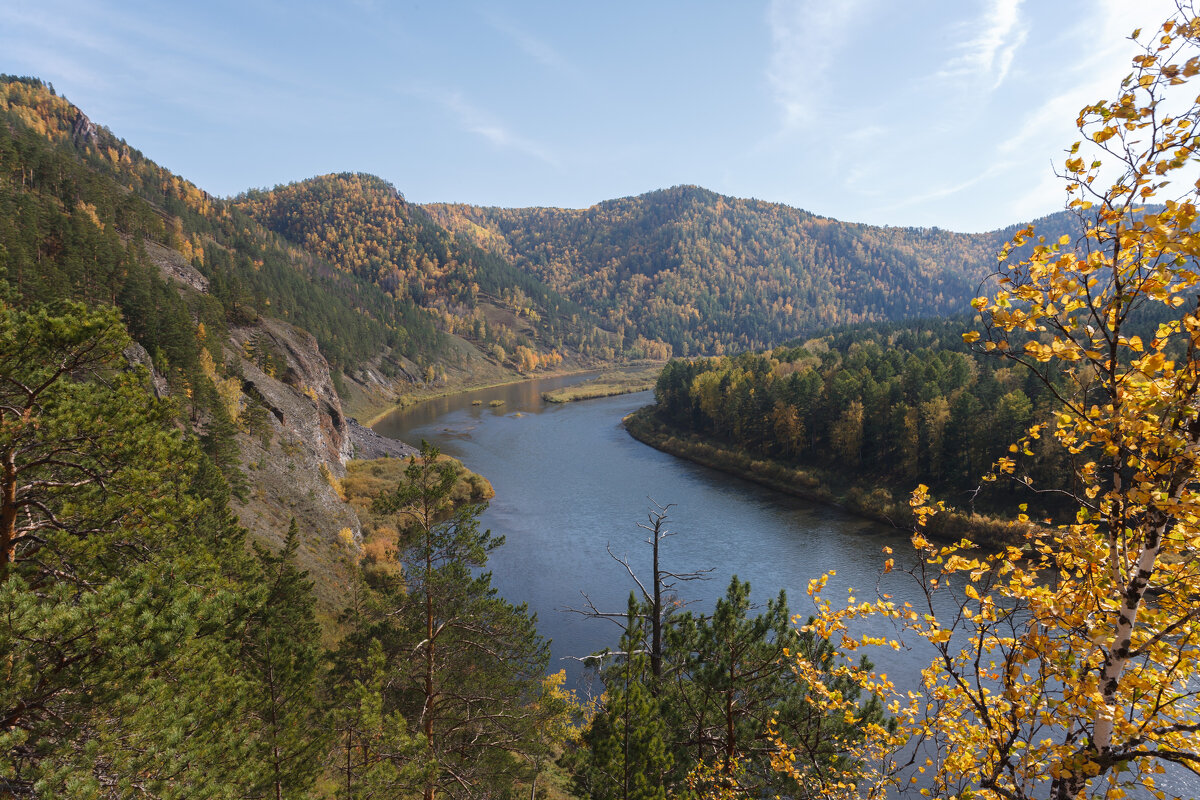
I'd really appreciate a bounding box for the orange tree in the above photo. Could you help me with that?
[773,7,1200,800]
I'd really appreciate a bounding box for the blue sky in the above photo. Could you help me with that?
[0,0,1178,231]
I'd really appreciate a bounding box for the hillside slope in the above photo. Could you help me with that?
[235,173,626,369]
[427,187,1076,356]
[0,77,433,607]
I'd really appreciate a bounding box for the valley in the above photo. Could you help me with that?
[371,379,925,692]
[5,7,1200,794]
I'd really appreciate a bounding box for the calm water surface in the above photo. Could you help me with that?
[374,377,1199,797]
[374,376,920,689]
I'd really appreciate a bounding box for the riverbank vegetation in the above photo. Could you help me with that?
[624,404,1032,547]
[770,15,1200,799]
[6,1,1200,797]
[542,363,664,403]
[642,315,1076,531]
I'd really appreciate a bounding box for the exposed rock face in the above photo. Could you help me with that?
[70,110,97,147]
[233,319,353,467]
[226,318,364,609]
[142,241,210,293]
[122,341,170,398]
[121,234,425,611]
[347,419,417,460]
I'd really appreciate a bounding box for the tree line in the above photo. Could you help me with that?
[9,4,1200,795]
[426,188,1078,359]
[235,173,628,368]
[0,76,445,377]
[650,316,1079,520]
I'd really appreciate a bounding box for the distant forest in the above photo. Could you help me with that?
[649,317,1079,520]
[427,189,1077,357]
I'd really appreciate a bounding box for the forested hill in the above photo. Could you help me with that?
[235,174,625,364]
[426,187,1077,357]
[0,74,584,796]
[1,76,476,381]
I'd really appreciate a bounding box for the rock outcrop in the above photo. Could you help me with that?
[70,110,97,147]
[225,318,363,609]
[122,341,170,398]
[143,240,210,293]
[347,419,417,460]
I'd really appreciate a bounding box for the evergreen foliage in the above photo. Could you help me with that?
[327,635,430,800]
[574,579,889,798]
[334,442,551,800]
[650,316,1077,519]
[573,595,673,800]
[0,299,317,797]
[239,520,329,800]
[428,190,1081,357]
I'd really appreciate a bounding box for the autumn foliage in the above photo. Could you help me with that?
[428,187,1029,358]
[778,9,1200,799]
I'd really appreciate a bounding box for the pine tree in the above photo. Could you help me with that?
[0,299,267,797]
[328,636,430,800]
[201,393,249,501]
[370,442,550,800]
[574,595,672,800]
[240,519,328,800]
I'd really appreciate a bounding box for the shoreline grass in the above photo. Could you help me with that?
[623,406,1031,549]
[541,363,664,404]
[359,367,606,428]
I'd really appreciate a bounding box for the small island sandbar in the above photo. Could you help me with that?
[541,363,663,403]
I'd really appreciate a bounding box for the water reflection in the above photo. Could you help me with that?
[372,380,1200,799]
[374,372,597,436]
[374,381,919,691]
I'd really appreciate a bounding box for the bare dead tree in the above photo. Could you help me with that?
[565,499,712,688]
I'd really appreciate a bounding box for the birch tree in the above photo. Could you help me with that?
[775,8,1200,799]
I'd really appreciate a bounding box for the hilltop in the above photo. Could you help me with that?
[426,187,1076,356]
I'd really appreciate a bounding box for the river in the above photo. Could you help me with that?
[374,374,922,691]
[373,374,1199,798]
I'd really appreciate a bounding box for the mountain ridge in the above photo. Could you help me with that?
[425,182,1058,236]
[424,188,1076,356]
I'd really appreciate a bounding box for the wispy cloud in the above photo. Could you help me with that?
[765,0,864,128]
[877,159,1017,215]
[484,12,578,80]
[998,0,1176,159]
[0,1,312,107]
[996,0,1180,220]
[416,87,561,168]
[936,0,1027,89]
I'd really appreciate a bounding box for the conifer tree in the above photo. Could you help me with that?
[657,578,889,797]
[240,519,328,800]
[328,636,430,800]
[370,442,550,800]
[575,595,673,800]
[0,299,266,797]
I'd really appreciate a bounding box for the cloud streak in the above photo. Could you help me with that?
[765,0,863,128]
[421,88,561,168]
[937,0,1027,89]
[484,12,579,80]
[993,0,1180,222]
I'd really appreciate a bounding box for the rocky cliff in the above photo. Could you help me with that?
[146,237,406,610]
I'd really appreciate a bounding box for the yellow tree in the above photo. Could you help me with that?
[775,8,1200,800]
